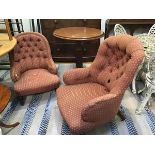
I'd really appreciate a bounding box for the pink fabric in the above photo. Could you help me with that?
[11,32,59,96]
[57,34,144,134]
[14,69,59,96]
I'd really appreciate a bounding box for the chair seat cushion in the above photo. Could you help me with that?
[14,69,59,96]
[56,83,108,133]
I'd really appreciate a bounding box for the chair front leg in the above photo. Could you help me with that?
[117,110,125,121]
[16,95,26,106]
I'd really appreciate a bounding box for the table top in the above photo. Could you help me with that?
[0,33,17,57]
[53,27,104,41]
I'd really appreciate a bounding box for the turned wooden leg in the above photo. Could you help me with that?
[0,121,19,128]
[75,41,84,68]
[117,110,125,121]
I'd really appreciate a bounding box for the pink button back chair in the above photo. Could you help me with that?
[56,35,144,134]
[10,32,60,104]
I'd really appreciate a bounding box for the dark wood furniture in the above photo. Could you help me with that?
[0,84,11,112]
[0,36,19,130]
[0,85,19,128]
[53,27,104,67]
[105,19,155,38]
[40,19,101,62]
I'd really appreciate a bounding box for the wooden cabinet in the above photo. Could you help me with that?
[40,19,101,62]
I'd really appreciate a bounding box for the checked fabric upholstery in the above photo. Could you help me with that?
[56,35,144,134]
[10,32,60,96]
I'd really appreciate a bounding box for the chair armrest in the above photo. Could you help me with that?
[81,94,121,122]
[10,64,22,82]
[63,68,92,85]
[47,59,57,74]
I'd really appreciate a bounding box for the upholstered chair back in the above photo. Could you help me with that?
[90,35,144,94]
[11,32,55,78]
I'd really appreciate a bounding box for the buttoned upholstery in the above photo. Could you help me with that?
[11,32,60,96]
[56,35,144,134]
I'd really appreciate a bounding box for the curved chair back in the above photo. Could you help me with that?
[90,35,144,94]
[11,32,54,75]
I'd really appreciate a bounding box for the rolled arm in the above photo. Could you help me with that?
[63,67,92,85]
[81,94,121,122]
[47,58,57,74]
[10,64,22,82]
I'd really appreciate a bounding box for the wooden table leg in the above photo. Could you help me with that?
[75,41,84,68]
[75,56,83,68]
[117,110,125,121]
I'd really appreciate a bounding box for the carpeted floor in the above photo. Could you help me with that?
[1,63,155,135]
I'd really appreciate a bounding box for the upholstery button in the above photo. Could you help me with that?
[37,39,41,42]
[107,79,110,83]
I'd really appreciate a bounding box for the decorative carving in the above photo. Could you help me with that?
[148,24,155,36]
[114,24,127,36]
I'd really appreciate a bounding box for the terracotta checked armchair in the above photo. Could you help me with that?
[10,32,60,104]
[56,35,144,134]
